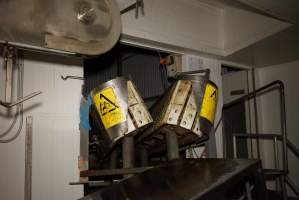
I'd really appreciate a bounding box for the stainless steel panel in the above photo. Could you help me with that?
[137,80,208,155]
[91,77,152,152]
[0,0,121,55]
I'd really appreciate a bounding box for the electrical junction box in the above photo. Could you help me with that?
[166,54,204,78]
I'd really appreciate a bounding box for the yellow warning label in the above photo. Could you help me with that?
[93,87,126,129]
[200,83,218,123]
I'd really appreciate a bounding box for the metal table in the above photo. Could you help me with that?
[79,158,267,200]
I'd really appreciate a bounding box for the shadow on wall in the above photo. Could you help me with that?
[225,26,299,68]
[0,102,42,118]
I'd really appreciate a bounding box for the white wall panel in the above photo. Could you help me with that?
[257,61,299,195]
[121,0,224,56]
[0,51,83,200]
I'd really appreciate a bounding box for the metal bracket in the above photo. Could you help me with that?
[61,75,84,80]
[3,45,15,103]
[120,0,144,18]
[0,91,42,108]
[0,45,42,108]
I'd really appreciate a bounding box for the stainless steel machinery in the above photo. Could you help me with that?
[0,0,121,55]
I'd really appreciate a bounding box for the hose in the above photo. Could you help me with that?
[0,50,24,143]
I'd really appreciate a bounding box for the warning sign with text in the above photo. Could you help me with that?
[93,87,126,129]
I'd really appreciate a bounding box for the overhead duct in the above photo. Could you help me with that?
[0,0,121,55]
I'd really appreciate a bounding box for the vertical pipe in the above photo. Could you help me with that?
[245,181,253,200]
[233,135,237,158]
[246,70,254,158]
[251,68,261,159]
[110,148,118,169]
[5,56,13,103]
[274,136,279,191]
[140,148,149,167]
[122,136,135,169]
[280,176,288,200]
[25,116,33,200]
[280,85,288,172]
[279,84,288,200]
[166,132,179,160]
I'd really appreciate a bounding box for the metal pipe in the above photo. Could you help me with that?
[274,136,279,191]
[140,148,149,166]
[279,83,288,173]
[24,116,33,200]
[61,75,83,81]
[166,132,179,160]
[233,136,237,158]
[223,80,284,109]
[245,181,253,200]
[5,50,13,103]
[251,68,261,159]
[0,91,42,108]
[122,136,135,169]
[234,133,299,161]
[246,70,254,158]
[0,41,76,56]
[110,148,118,169]
[80,167,152,177]
[223,80,288,169]
[286,176,299,197]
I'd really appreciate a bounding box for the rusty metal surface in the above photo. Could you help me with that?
[79,159,265,200]
[0,0,121,55]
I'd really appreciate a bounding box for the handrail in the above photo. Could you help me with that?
[286,176,299,197]
[233,133,299,160]
[224,80,288,173]
[223,80,283,109]
[287,139,299,159]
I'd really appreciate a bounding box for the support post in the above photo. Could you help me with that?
[122,136,135,169]
[140,148,149,166]
[166,132,179,160]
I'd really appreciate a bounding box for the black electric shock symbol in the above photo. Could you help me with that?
[99,93,119,116]
[210,89,217,100]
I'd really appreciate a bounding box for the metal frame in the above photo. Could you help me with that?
[224,80,299,199]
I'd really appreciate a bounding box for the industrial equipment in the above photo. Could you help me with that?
[90,77,152,157]
[0,0,121,55]
[137,70,218,159]
[79,159,268,200]
[75,70,220,193]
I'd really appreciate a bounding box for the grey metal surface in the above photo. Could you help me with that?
[0,0,121,55]
[137,79,211,156]
[79,159,266,200]
[90,77,152,156]
[91,77,129,150]
[25,116,33,200]
[80,167,152,177]
[177,70,209,114]
[109,149,118,169]
[166,132,179,160]
[122,136,135,169]
[140,148,149,166]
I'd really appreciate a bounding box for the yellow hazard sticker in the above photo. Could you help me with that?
[200,83,218,123]
[93,87,126,129]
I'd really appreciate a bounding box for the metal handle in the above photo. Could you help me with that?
[0,91,42,108]
[61,75,84,80]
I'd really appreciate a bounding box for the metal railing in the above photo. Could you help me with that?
[223,80,299,199]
